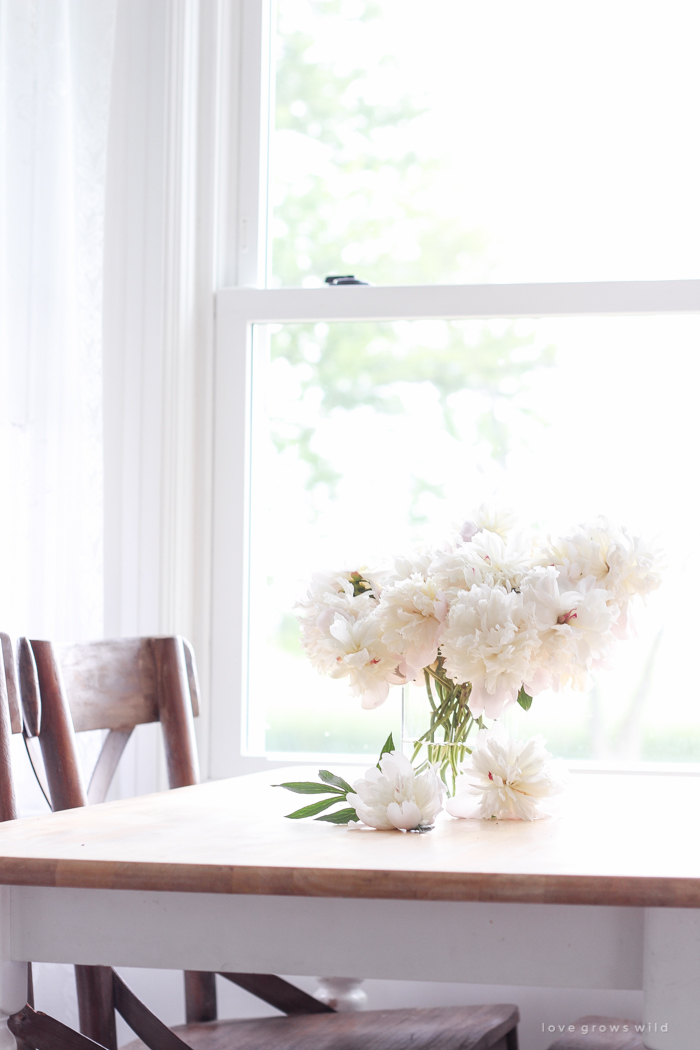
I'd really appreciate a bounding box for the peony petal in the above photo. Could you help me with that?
[386,800,422,830]
[445,793,480,819]
[360,681,390,709]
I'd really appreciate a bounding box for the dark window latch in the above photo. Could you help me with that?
[324,275,370,286]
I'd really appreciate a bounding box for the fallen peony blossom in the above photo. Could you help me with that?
[347,750,445,831]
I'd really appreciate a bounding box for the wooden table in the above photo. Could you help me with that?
[0,768,697,1050]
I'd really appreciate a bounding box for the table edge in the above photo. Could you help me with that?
[0,858,698,907]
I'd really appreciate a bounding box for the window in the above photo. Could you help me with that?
[212,0,700,773]
[271,0,700,288]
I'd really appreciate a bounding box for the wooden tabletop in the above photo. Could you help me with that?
[0,768,698,907]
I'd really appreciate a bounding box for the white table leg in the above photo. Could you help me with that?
[643,908,700,1050]
[0,889,28,1049]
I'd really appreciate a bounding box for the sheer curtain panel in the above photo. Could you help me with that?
[0,0,116,642]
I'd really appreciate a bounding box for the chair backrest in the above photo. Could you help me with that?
[0,633,204,1049]
[2,634,201,809]
[0,636,204,1050]
[57,637,200,732]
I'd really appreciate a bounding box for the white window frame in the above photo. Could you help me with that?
[208,0,700,779]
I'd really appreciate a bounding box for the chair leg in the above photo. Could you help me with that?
[13,963,36,1050]
[184,971,217,1023]
[75,965,117,1050]
[506,1025,519,1050]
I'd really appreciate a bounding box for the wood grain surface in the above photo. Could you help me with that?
[117,1005,519,1050]
[0,769,698,906]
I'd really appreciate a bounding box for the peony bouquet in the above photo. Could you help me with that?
[296,508,663,789]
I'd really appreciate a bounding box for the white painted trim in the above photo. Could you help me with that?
[218,279,700,324]
[103,0,231,786]
[235,0,273,287]
[210,311,257,778]
[0,889,26,1016]
[11,888,644,991]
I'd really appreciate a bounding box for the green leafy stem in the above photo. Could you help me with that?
[411,659,533,793]
[274,732,395,824]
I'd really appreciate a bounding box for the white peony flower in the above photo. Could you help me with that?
[541,519,663,635]
[431,529,530,595]
[440,584,540,718]
[520,566,618,693]
[295,571,377,676]
[347,751,445,830]
[446,728,565,821]
[391,548,436,583]
[295,569,404,707]
[375,574,447,680]
[325,613,404,709]
[459,504,518,544]
[472,504,519,540]
[458,519,480,543]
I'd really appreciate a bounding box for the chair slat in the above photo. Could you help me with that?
[87,728,134,806]
[57,639,159,733]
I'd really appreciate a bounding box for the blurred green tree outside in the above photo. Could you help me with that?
[270,0,555,492]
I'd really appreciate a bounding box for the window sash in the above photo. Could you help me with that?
[209,279,700,775]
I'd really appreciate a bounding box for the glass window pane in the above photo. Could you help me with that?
[272,1,700,286]
[249,314,699,761]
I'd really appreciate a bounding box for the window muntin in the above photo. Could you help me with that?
[247,313,699,762]
[272,0,700,288]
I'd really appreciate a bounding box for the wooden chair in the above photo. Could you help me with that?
[0,635,121,1050]
[11,632,520,1050]
[545,1017,644,1049]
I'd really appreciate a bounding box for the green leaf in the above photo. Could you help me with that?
[376,732,396,768]
[318,769,352,794]
[284,796,346,820]
[274,781,345,795]
[517,687,533,712]
[315,807,358,825]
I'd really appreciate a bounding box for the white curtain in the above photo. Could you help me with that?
[0,2,116,1025]
[0,0,116,643]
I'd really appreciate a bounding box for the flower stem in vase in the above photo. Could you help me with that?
[405,658,481,794]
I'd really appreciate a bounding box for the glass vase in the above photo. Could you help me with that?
[401,660,480,792]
